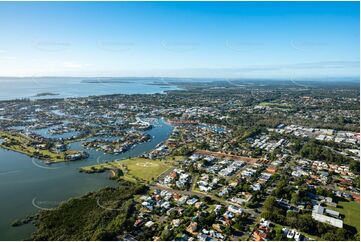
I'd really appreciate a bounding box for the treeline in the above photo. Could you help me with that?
[292,140,359,173]
[299,141,351,163]
[261,196,357,241]
[31,181,147,240]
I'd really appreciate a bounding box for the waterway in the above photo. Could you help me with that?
[0,118,173,240]
[0,77,181,101]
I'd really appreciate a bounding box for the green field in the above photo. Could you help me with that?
[258,101,292,109]
[81,156,183,182]
[333,201,360,233]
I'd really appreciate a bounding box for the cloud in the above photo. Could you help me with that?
[289,40,328,52]
[34,41,70,52]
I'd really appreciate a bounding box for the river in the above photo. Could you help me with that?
[0,119,173,240]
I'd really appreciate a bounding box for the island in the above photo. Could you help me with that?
[34,92,59,97]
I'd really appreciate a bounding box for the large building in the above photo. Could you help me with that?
[312,205,343,228]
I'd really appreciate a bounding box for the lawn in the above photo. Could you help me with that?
[122,157,174,181]
[81,156,182,182]
[333,201,360,233]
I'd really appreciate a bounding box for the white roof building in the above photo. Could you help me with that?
[227,205,243,215]
[312,205,343,228]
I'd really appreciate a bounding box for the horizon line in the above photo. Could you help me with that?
[0,76,359,81]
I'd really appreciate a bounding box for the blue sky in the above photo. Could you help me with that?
[0,1,359,78]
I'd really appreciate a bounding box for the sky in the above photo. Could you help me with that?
[0,1,359,79]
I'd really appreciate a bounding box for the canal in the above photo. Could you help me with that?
[0,119,173,240]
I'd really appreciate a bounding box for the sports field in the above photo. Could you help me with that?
[81,156,183,182]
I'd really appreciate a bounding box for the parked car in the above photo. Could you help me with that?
[294,232,302,241]
[287,230,295,239]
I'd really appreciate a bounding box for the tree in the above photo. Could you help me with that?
[273,226,283,240]
[262,196,277,211]
[296,214,315,234]
[273,179,287,197]
[291,140,302,152]
[321,228,348,241]
[290,192,300,205]
[286,211,298,228]
[350,160,360,173]
[160,227,173,241]
[199,212,216,227]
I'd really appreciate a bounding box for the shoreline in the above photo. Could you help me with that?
[0,117,174,240]
[0,79,184,102]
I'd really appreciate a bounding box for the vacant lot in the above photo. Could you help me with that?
[81,156,183,182]
[121,157,174,181]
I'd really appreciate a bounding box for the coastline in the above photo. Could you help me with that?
[0,78,183,101]
[0,115,174,240]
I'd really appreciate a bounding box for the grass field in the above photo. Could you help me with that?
[258,101,292,109]
[122,157,174,181]
[333,201,360,233]
[81,156,183,182]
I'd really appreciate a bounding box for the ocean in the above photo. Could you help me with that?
[0,77,181,101]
